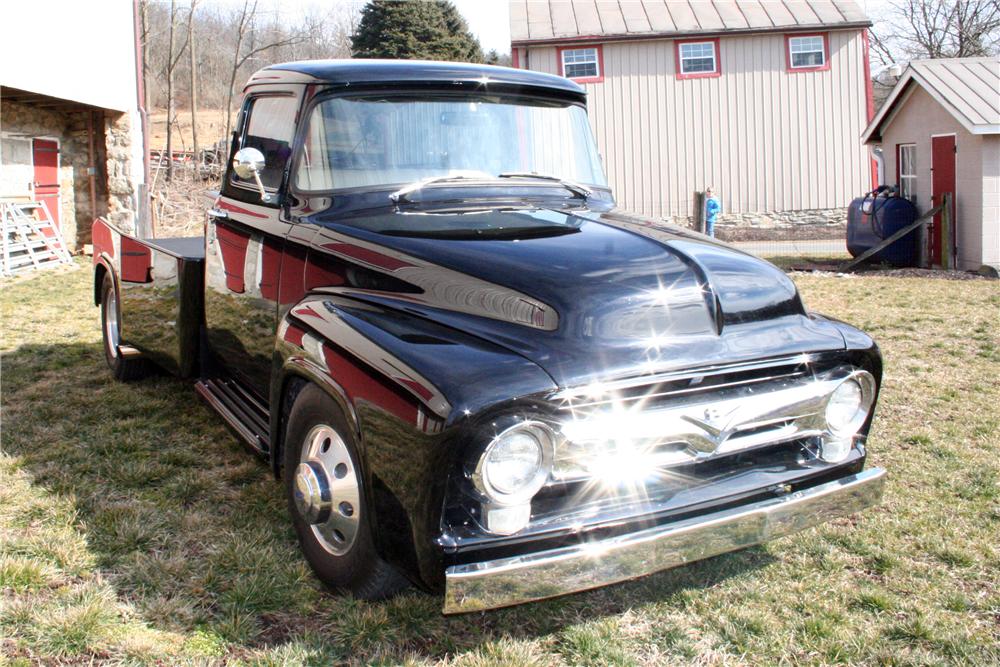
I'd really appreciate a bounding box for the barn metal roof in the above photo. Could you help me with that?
[862,57,1000,142]
[510,1,871,45]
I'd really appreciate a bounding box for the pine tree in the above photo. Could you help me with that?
[351,0,483,62]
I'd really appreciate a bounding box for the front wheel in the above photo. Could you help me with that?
[100,272,149,382]
[284,383,409,600]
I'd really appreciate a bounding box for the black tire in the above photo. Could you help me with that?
[100,272,151,382]
[283,383,409,600]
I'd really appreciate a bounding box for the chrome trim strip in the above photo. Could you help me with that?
[550,353,814,402]
[443,467,887,614]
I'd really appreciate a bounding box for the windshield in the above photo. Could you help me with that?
[294,94,608,192]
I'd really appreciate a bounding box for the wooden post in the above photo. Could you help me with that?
[941,192,953,270]
[694,191,706,233]
[918,215,929,268]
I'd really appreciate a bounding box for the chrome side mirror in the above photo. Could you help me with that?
[232,147,269,201]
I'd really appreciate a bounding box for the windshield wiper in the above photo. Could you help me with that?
[498,172,592,200]
[389,174,488,203]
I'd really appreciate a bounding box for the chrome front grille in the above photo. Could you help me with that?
[548,357,852,484]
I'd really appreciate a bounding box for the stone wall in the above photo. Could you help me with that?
[665,207,849,242]
[104,111,136,235]
[0,98,137,250]
[0,99,84,249]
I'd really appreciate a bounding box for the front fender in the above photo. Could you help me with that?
[269,294,556,589]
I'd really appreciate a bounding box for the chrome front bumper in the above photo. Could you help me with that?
[443,467,886,614]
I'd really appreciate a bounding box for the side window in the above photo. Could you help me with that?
[233,95,299,191]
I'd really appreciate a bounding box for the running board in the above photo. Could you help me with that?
[195,377,270,455]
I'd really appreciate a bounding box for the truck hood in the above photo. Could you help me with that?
[303,206,846,389]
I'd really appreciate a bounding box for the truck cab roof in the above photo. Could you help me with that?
[245,59,585,98]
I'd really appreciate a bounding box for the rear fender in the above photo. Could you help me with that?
[92,218,121,306]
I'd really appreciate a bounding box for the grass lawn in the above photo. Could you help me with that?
[1,259,998,665]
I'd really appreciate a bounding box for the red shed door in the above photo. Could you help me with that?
[32,138,61,230]
[931,134,956,266]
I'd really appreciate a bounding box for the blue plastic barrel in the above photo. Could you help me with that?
[847,194,919,266]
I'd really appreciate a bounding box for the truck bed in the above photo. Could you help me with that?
[143,236,205,260]
[92,220,205,378]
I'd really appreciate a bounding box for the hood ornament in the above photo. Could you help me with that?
[681,406,740,450]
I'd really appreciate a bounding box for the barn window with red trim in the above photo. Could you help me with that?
[786,34,829,71]
[676,39,721,78]
[559,46,602,82]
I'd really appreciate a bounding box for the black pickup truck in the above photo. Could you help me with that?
[92,60,886,614]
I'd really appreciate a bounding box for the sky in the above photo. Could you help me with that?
[453,0,511,54]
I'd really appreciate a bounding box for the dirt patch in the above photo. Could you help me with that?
[716,225,847,242]
[787,265,994,280]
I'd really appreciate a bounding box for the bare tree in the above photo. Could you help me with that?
[870,0,1000,66]
[223,0,306,141]
[140,0,151,116]
[141,0,358,159]
[164,0,190,181]
[189,0,199,168]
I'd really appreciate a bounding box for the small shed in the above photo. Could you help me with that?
[862,57,999,272]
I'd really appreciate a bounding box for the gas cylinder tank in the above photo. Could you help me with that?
[847,194,919,266]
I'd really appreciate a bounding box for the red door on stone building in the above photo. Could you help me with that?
[32,138,61,230]
[931,134,956,267]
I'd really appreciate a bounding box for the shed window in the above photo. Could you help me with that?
[561,48,600,80]
[898,144,916,202]
[788,35,826,68]
[679,41,718,75]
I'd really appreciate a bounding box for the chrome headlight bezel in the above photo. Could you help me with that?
[472,420,554,506]
[824,370,877,439]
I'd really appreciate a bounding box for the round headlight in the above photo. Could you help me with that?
[475,422,552,504]
[825,371,876,438]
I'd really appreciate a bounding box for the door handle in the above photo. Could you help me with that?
[207,207,229,221]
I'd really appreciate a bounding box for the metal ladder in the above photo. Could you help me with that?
[1,200,73,277]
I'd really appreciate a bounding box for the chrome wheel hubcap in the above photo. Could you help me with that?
[104,289,120,358]
[293,424,360,555]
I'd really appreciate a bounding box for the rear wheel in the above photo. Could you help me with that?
[100,273,149,382]
[284,383,409,599]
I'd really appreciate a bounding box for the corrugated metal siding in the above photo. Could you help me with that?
[525,29,871,217]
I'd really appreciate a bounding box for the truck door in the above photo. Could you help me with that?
[204,90,303,400]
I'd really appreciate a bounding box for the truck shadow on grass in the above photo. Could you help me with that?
[1,341,776,662]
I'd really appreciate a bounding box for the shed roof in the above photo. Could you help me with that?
[510,1,870,45]
[862,57,1000,142]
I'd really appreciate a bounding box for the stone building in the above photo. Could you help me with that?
[0,1,147,252]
